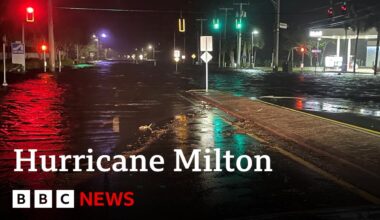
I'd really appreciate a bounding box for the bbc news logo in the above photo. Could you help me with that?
[13,190,135,208]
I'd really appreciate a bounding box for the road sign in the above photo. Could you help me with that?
[312,49,322,53]
[11,42,25,69]
[280,22,288,29]
[200,36,213,52]
[11,42,25,54]
[174,50,180,58]
[201,52,212,63]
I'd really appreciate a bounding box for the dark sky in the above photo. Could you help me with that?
[1,0,379,59]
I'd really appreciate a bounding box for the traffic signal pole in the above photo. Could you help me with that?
[196,19,207,64]
[233,2,249,68]
[2,35,7,87]
[48,0,56,72]
[270,0,280,72]
[219,8,233,68]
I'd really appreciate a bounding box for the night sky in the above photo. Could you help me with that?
[1,0,379,59]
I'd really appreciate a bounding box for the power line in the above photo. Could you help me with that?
[57,7,204,15]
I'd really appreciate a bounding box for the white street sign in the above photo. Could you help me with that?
[201,52,212,63]
[310,30,323,37]
[11,42,25,68]
[200,36,213,52]
[280,22,288,29]
[312,49,321,53]
[174,50,180,58]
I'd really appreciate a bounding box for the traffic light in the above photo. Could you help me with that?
[26,7,34,22]
[300,47,305,53]
[212,18,220,30]
[178,18,185,33]
[327,7,334,17]
[235,18,242,30]
[341,2,348,14]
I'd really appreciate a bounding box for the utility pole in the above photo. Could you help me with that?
[219,8,233,68]
[233,2,249,68]
[374,27,379,75]
[270,0,280,72]
[2,35,7,87]
[76,44,79,63]
[48,0,56,72]
[196,18,207,64]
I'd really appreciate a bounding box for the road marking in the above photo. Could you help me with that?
[256,99,380,137]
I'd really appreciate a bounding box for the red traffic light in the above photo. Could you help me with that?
[26,6,35,22]
[26,7,34,13]
[341,2,347,14]
[327,7,334,17]
[41,44,47,52]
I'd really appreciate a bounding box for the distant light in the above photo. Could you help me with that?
[139,54,143,60]
[92,34,97,38]
[174,50,180,58]
[181,55,186,60]
[94,38,99,42]
[101,33,107,38]
[191,54,196,59]
[310,30,323,37]
[213,18,220,30]
[252,30,259,35]
[148,45,153,49]
[41,44,47,51]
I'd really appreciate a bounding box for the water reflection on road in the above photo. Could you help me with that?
[207,71,380,130]
[0,73,67,187]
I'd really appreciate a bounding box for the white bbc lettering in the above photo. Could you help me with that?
[34,190,53,208]
[12,190,31,208]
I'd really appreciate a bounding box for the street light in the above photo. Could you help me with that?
[300,46,306,72]
[41,44,48,72]
[101,33,107,38]
[251,29,259,67]
[147,44,156,66]
[93,37,100,60]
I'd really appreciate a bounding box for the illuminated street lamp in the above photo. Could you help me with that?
[251,29,260,67]
[101,33,107,38]
[41,44,48,72]
[147,44,156,66]
[300,46,306,72]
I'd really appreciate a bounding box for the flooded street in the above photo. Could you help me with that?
[206,70,380,131]
[0,62,379,219]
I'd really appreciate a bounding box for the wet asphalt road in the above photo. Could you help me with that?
[0,62,379,219]
[205,69,380,132]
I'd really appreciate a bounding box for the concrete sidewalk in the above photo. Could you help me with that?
[188,89,380,200]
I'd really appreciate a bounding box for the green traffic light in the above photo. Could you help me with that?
[235,19,242,30]
[212,18,220,30]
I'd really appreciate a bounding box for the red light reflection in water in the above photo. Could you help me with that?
[0,73,67,188]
